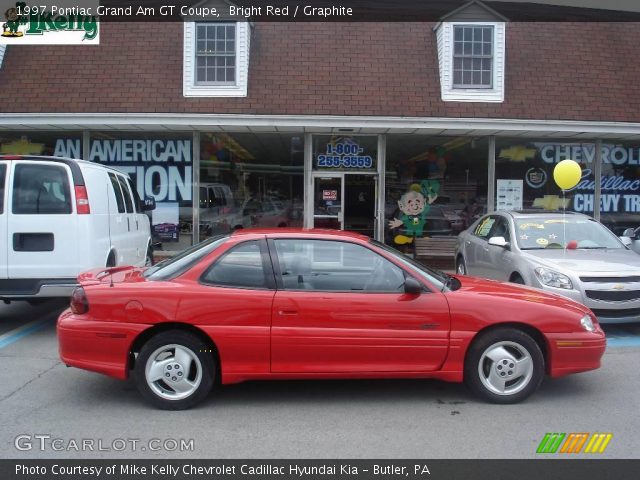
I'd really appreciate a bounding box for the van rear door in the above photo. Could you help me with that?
[7,160,79,278]
[0,163,8,279]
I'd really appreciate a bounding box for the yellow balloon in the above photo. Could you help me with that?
[553,159,582,190]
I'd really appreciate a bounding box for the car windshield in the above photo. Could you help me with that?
[370,240,448,290]
[144,235,229,280]
[514,217,623,250]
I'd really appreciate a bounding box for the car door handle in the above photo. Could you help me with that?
[421,323,440,329]
[278,309,298,316]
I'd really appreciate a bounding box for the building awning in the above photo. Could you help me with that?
[2,113,640,141]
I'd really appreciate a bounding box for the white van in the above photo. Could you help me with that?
[0,155,155,301]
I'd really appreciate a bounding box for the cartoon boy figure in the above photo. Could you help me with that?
[388,180,439,245]
[2,3,25,37]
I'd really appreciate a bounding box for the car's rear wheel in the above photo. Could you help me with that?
[134,330,215,410]
[456,256,467,275]
[464,328,544,404]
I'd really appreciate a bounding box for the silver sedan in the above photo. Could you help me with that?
[455,210,640,324]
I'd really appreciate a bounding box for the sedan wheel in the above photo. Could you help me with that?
[135,330,215,410]
[456,257,467,275]
[464,328,544,404]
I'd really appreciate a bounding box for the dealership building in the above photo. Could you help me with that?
[2,0,640,253]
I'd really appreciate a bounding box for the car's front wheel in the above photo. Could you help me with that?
[134,330,215,410]
[456,256,467,275]
[464,328,544,404]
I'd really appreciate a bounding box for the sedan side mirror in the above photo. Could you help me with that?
[488,236,510,249]
[142,196,156,211]
[620,236,633,247]
[404,277,423,294]
[622,228,636,238]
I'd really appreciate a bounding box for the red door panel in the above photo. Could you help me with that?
[271,290,450,373]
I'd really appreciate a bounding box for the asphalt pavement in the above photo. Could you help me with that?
[0,300,639,459]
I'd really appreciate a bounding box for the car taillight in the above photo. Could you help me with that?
[70,287,89,314]
[74,185,91,214]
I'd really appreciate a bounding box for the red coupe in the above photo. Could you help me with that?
[57,229,606,410]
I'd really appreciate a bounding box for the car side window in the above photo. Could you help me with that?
[273,239,406,292]
[473,216,497,240]
[0,164,6,214]
[12,163,72,215]
[116,175,134,213]
[489,217,511,242]
[201,241,268,289]
[108,173,126,213]
[126,177,142,212]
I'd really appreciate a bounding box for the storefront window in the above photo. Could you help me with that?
[495,139,596,219]
[198,132,304,240]
[385,135,488,247]
[0,132,82,157]
[599,141,640,234]
[87,132,194,251]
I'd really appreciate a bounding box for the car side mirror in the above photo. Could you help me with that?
[488,236,510,249]
[622,228,636,238]
[142,196,156,211]
[620,236,632,247]
[404,277,423,294]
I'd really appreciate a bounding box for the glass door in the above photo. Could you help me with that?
[343,174,377,238]
[313,175,342,230]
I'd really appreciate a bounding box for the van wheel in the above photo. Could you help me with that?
[134,330,215,410]
[464,328,544,404]
[145,247,154,266]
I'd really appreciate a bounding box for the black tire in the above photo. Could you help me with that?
[134,330,215,410]
[464,327,544,404]
[510,274,525,284]
[456,256,467,275]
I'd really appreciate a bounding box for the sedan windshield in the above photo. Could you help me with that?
[515,217,622,250]
[144,235,229,280]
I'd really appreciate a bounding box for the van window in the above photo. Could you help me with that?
[12,163,72,215]
[0,164,6,214]
[213,186,227,207]
[126,177,142,212]
[108,173,126,213]
[199,187,208,208]
[116,175,134,213]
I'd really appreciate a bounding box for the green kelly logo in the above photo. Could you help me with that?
[2,2,98,41]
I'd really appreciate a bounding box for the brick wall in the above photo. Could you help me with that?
[1,21,639,122]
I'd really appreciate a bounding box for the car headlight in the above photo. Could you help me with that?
[580,314,595,332]
[534,267,573,289]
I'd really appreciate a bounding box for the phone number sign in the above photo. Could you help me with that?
[316,142,374,169]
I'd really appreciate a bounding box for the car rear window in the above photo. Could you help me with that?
[12,163,72,215]
[144,235,229,281]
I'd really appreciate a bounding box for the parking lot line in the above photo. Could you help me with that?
[0,317,54,350]
[606,336,640,348]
